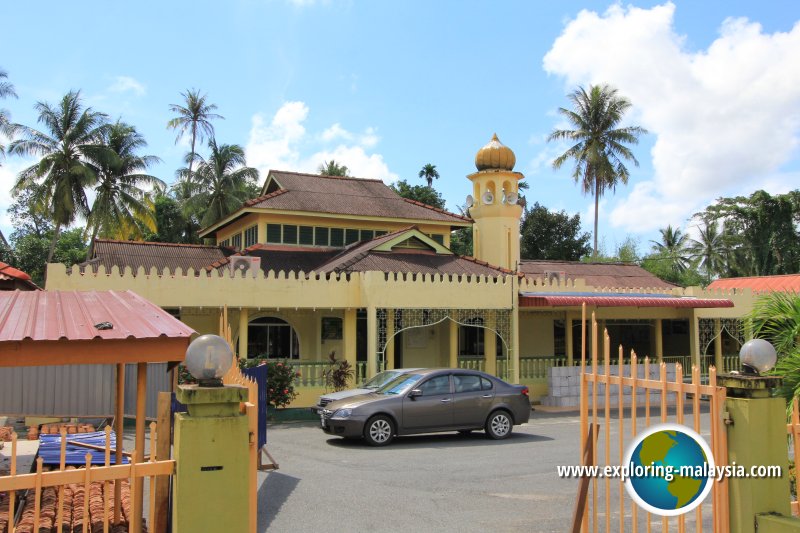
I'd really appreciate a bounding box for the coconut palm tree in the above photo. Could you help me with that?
[85,121,165,257]
[0,68,18,162]
[650,225,690,274]
[418,163,439,188]
[179,139,259,228]
[318,160,349,177]
[167,89,223,176]
[9,91,108,262]
[749,291,800,402]
[688,219,727,283]
[548,84,646,258]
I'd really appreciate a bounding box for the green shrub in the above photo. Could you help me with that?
[241,358,300,409]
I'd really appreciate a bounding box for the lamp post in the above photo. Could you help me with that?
[718,339,796,533]
[172,335,250,533]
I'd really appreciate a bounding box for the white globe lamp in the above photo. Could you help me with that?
[739,338,777,375]
[185,334,233,386]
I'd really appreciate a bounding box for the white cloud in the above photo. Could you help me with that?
[245,101,398,183]
[109,76,146,96]
[321,123,352,143]
[543,3,800,233]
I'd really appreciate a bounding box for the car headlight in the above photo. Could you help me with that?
[333,408,352,419]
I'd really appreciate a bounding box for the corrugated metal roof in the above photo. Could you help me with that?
[519,293,734,308]
[0,290,194,343]
[519,260,676,289]
[707,275,800,293]
[81,240,231,275]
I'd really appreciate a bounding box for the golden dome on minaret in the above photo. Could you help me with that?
[474,133,516,171]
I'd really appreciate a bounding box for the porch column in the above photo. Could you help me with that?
[343,309,357,372]
[511,278,520,384]
[485,311,497,376]
[565,314,574,367]
[386,309,395,370]
[689,312,701,371]
[238,308,249,359]
[449,319,458,369]
[714,318,724,372]
[654,319,664,363]
[257,222,266,244]
[367,306,378,378]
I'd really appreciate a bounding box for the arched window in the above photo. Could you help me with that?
[247,317,299,359]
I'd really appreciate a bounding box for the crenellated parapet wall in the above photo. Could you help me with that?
[46,263,518,310]
[46,262,755,317]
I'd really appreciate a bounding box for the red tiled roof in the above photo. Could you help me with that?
[0,261,40,290]
[519,260,676,289]
[208,243,341,274]
[82,240,233,275]
[520,293,734,309]
[200,170,470,236]
[707,275,800,293]
[0,290,195,366]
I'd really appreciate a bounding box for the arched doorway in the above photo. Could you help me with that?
[247,316,300,359]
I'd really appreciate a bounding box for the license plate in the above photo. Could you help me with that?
[320,415,327,428]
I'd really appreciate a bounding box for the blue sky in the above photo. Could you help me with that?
[2,1,799,255]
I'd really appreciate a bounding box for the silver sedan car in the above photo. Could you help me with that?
[319,368,531,446]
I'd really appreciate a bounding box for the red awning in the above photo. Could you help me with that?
[519,294,734,308]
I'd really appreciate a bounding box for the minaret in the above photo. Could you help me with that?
[467,134,524,270]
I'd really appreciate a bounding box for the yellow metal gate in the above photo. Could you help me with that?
[575,306,729,532]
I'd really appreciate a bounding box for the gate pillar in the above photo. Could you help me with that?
[719,375,796,533]
[173,385,250,533]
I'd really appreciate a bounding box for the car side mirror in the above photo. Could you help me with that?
[409,389,422,400]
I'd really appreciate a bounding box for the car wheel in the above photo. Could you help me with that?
[364,415,394,446]
[485,410,513,440]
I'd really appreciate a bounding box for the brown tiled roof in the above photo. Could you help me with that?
[200,170,470,236]
[208,244,340,274]
[82,240,234,275]
[519,260,676,289]
[315,228,512,277]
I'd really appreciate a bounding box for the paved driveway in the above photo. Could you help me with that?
[257,410,582,533]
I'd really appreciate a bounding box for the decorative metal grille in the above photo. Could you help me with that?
[375,307,513,378]
[699,318,744,354]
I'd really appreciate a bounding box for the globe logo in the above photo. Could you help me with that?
[624,423,715,516]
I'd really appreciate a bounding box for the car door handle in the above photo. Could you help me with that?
[482,394,492,398]
[440,398,451,403]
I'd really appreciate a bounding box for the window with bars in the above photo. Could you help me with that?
[345,229,360,245]
[244,225,258,247]
[220,239,230,247]
[330,228,344,247]
[267,224,281,244]
[258,223,388,247]
[231,233,242,251]
[299,225,314,245]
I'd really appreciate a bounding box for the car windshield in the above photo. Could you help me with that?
[378,374,423,395]
[363,370,403,389]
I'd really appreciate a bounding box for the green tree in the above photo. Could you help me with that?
[640,251,704,287]
[748,291,800,402]
[701,190,800,276]
[548,84,647,258]
[520,202,591,261]
[586,236,641,264]
[167,89,223,176]
[178,139,259,228]
[0,68,17,162]
[85,121,164,257]
[418,163,439,188]
[9,90,107,262]
[144,193,190,243]
[7,228,87,286]
[650,225,690,275]
[688,219,727,283]
[390,179,446,209]
[318,160,349,177]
